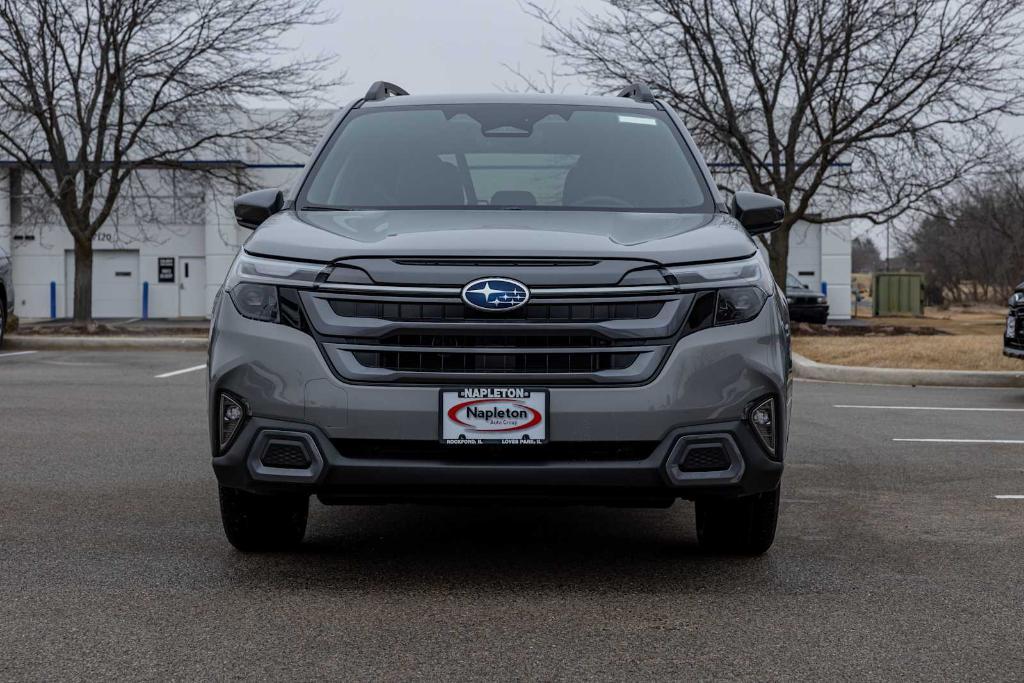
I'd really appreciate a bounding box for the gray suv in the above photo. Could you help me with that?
[210,82,791,555]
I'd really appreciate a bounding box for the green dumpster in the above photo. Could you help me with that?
[872,272,925,316]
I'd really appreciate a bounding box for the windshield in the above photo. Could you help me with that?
[300,104,713,212]
[786,274,807,289]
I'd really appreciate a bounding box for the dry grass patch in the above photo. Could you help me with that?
[793,335,1022,371]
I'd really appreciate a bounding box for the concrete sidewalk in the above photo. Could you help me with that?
[793,352,1024,388]
[5,335,207,350]
[18,317,209,334]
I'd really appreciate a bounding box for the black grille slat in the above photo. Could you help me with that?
[376,333,614,349]
[351,350,641,374]
[328,299,664,323]
[333,439,656,462]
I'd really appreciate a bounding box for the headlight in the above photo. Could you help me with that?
[229,282,279,322]
[224,252,327,323]
[225,251,326,289]
[664,254,771,292]
[1010,292,1024,306]
[665,254,773,326]
[717,287,768,325]
[816,296,828,304]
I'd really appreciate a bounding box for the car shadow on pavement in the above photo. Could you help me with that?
[220,502,780,592]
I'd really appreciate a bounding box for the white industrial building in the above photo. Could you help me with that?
[0,154,851,321]
[0,164,298,320]
[771,221,853,320]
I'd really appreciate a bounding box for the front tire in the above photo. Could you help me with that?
[218,486,309,552]
[0,300,6,347]
[695,488,779,555]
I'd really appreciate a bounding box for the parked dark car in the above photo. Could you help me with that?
[786,273,828,324]
[0,245,12,347]
[1003,286,1024,359]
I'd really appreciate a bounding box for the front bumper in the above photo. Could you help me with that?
[788,303,829,322]
[209,294,790,502]
[1003,344,1024,359]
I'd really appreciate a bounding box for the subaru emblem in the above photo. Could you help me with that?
[461,277,530,312]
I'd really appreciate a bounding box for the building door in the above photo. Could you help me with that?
[179,257,207,317]
[64,250,140,318]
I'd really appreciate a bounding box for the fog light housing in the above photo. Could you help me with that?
[749,396,776,456]
[220,393,246,449]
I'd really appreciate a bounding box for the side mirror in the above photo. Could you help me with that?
[731,191,785,235]
[234,189,284,230]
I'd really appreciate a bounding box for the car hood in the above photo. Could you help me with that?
[786,286,821,299]
[244,209,757,266]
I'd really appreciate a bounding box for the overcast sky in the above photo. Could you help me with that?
[292,0,1022,253]
[294,0,600,102]
[295,1,1023,132]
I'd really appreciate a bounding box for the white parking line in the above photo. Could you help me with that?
[893,438,1024,444]
[0,350,38,359]
[154,363,207,379]
[994,495,1024,499]
[837,404,1024,413]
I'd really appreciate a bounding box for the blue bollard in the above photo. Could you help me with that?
[142,281,149,320]
[821,281,828,296]
[50,281,56,319]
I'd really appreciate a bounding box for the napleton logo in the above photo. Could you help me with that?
[447,398,543,432]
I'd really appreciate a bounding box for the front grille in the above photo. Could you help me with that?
[1008,310,1024,349]
[334,439,657,462]
[351,350,640,373]
[302,262,694,384]
[328,299,665,323]
[261,442,312,469]
[679,445,731,472]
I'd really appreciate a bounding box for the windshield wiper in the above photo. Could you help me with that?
[299,205,353,212]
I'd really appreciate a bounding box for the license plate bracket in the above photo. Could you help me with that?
[439,388,548,445]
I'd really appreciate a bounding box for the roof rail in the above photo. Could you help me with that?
[364,81,409,101]
[616,83,656,104]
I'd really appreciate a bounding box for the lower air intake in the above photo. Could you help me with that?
[678,445,731,472]
[261,441,312,469]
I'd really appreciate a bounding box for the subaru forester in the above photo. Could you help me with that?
[210,82,791,555]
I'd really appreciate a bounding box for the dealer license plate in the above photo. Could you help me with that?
[1008,316,1017,338]
[440,388,547,445]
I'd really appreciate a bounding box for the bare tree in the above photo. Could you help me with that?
[0,0,343,325]
[525,0,1024,285]
[496,60,570,94]
[851,235,881,273]
[902,167,1024,304]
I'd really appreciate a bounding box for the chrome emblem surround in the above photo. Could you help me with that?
[460,277,531,312]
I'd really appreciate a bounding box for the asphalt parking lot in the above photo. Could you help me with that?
[2,349,1023,680]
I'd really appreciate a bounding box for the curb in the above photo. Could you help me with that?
[793,352,1024,388]
[6,335,208,351]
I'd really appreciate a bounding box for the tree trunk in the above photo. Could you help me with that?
[766,225,791,288]
[72,239,94,324]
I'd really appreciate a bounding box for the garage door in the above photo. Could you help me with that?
[64,250,140,318]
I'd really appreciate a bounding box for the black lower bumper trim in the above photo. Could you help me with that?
[212,417,784,502]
